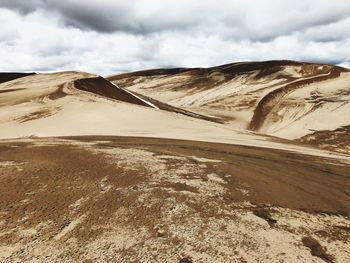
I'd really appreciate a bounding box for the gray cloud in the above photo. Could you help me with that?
[0,0,207,34]
[3,0,350,37]
[0,0,349,75]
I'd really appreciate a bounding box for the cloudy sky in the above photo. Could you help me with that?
[1,0,350,75]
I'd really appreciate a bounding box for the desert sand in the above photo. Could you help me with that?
[0,61,349,262]
[108,60,350,154]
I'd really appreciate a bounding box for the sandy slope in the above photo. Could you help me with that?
[0,71,347,161]
[108,61,350,153]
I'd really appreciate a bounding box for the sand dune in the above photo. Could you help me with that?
[108,61,350,153]
[0,62,350,262]
[75,76,157,108]
[75,76,221,122]
[0,70,348,161]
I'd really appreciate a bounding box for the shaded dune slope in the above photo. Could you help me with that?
[0,72,36,84]
[74,76,152,107]
[187,60,304,79]
[108,67,196,81]
[107,60,324,89]
[108,60,307,83]
[74,76,221,122]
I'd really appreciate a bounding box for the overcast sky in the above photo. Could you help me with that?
[1,0,350,75]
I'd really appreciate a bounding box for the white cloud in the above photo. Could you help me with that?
[0,0,349,75]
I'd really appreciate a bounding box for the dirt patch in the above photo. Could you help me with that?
[315,224,350,242]
[253,207,277,226]
[302,236,334,262]
[179,256,193,263]
[298,126,350,154]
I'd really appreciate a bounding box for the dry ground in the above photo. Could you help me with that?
[0,136,349,262]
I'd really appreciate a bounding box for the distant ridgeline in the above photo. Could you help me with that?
[0,72,36,84]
